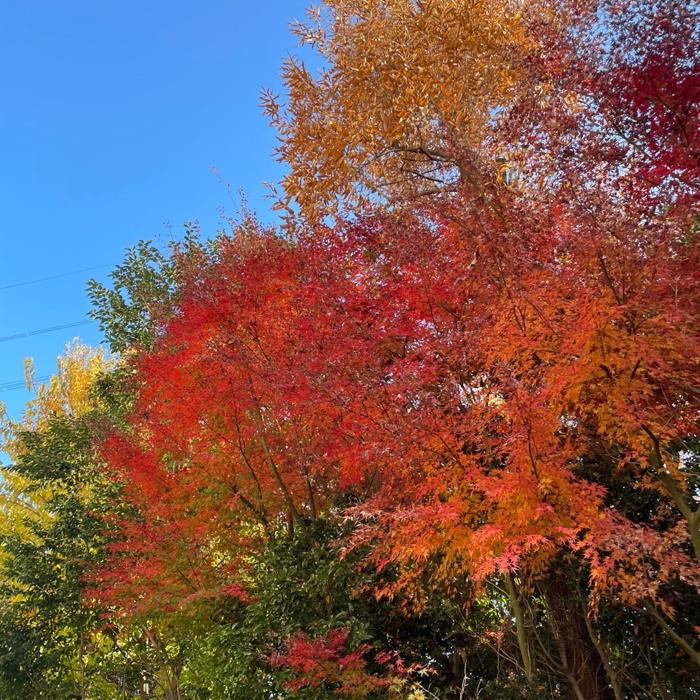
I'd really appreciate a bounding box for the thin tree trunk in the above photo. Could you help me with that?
[643,601,700,669]
[79,629,87,699]
[504,572,536,685]
[641,425,700,566]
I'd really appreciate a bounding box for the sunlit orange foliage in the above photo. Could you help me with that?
[262,0,571,223]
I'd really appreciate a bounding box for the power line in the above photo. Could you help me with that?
[0,265,111,292]
[0,320,95,345]
[0,380,28,392]
[0,375,50,393]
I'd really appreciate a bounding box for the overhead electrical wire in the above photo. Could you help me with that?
[0,375,51,393]
[0,321,97,390]
[0,320,95,344]
[0,379,30,392]
[0,264,111,292]
[0,265,110,397]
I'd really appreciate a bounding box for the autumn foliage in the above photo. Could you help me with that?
[91,0,699,695]
[2,0,698,698]
[272,628,394,697]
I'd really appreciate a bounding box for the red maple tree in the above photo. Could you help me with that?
[93,1,699,694]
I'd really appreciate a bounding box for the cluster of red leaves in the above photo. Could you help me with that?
[93,0,699,628]
[271,628,392,697]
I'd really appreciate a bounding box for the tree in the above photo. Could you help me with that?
[35,1,699,697]
[262,0,575,224]
[94,191,698,696]
[0,343,193,699]
[0,343,120,697]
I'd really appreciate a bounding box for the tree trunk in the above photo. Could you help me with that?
[541,565,613,700]
[504,572,536,685]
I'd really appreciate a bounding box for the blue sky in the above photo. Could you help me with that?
[0,0,313,420]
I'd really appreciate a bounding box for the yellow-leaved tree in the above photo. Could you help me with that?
[0,340,114,554]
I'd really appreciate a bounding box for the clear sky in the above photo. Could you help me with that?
[0,1,313,420]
